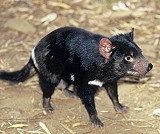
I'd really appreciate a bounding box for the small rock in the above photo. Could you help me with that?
[5,18,36,34]
[153,109,160,116]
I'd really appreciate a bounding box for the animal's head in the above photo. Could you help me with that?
[99,29,153,77]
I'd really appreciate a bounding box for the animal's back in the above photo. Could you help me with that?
[34,27,105,74]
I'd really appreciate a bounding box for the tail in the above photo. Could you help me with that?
[0,58,36,82]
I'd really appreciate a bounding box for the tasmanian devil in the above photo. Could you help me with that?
[0,27,153,127]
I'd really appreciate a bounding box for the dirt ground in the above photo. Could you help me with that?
[0,0,160,134]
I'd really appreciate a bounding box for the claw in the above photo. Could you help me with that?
[44,106,53,113]
[43,98,54,113]
[114,103,129,113]
[90,115,104,128]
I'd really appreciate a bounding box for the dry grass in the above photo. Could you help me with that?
[0,0,160,133]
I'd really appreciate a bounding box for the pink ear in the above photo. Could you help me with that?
[99,38,113,59]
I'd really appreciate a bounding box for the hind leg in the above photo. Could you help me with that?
[57,77,77,98]
[39,74,60,112]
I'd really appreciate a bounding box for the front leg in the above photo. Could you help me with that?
[76,84,104,128]
[104,82,128,113]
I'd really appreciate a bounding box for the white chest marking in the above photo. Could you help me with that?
[70,75,103,87]
[31,47,39,70]
[88,80,104,87]
[70,74,75,81]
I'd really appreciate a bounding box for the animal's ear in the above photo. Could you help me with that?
[99,38,114,59]
[124,28,134,41]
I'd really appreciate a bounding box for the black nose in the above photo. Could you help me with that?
[147,63,153,71]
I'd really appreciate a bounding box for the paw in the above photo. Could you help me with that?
[114,103,129,113]
[44,105,53,113]
[43,98,53,113]
[63,89,77,98]
[90,115,104,128]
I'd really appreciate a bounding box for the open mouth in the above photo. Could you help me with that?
[127,70,140,76]
[127,67,149,76]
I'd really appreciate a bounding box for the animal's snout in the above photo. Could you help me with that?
[147,63,153,72]
[130,60,153,76]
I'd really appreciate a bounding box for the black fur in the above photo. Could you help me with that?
[0,27,153,127]
[0,58,35,82]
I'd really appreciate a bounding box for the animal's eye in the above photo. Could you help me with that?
[124,56,133,62]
